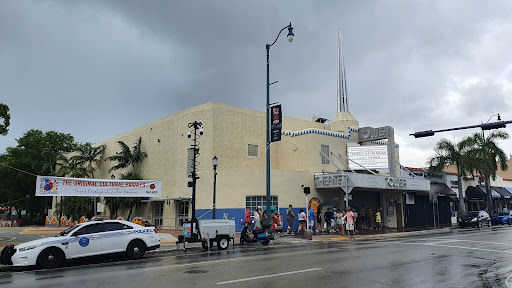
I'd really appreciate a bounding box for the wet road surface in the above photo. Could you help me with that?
[1,226,511,288]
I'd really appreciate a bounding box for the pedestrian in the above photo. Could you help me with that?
[286,204,296,235]
[317,207,322,232]
[308,206,316,232]
[346,206,355,240]
[375,208,382,230]
[271,210,278,233]
[336,209,345,235]
[324,208,333,233]
[253,206,262,230]
[297,209,307,235]
[244,208,252,231]
[366,208,374,230]
[330,208,336,233]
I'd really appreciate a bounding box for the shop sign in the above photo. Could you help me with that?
[385,177,407,189]
[271,105,282,142]
[358,126,393,142]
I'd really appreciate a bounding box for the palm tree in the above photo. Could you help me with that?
[465,131,509,216]
[70,143,106,179]
[105,137,147,220]
[56,155,88,178]
[105,136,147,174]
[428,137,474,217]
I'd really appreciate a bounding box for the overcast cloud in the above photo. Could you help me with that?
[1,0,511,168]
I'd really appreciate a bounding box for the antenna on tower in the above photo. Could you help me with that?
[337,30,349,113]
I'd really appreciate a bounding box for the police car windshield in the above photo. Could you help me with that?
[56,225,80,237]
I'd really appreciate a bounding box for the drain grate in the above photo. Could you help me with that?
[184,269,208,274]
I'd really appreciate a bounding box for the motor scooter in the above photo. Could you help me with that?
[240,221,271,246]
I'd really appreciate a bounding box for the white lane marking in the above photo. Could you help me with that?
[400,242,512,253]
[142,248,339,272]
[142,256,255,271]
[418,238,512,246]
[216,268,323,285]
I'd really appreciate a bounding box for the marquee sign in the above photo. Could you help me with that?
[347,145,389,169]
[36,176,162,197]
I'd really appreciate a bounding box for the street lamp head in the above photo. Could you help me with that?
[287,22,294,42]
[212,155,218,168]
[497,113,501,121]
[199,128,204,135]
[187,130,192,138]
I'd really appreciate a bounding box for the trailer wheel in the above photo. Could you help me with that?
[217,236,230,250]
[202,240,214,250]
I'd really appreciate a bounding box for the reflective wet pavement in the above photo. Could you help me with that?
[0,225,511,287]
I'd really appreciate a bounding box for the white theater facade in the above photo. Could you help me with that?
[55,102,430,230]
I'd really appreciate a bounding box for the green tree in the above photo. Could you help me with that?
[0,103,10,136]
[105,137,147,220]
[466,131,509,216]
[53,197,93,220]
[428,137,473,217]
[0,129,76,222]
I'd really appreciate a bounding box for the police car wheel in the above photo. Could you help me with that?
[37,247,64,269]
[126,240,146,259]
[217,237,229,250]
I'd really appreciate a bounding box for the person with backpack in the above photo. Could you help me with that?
[286,204,296,235]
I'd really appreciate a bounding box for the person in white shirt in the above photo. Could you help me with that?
[253,206,262,229]
[297,209,307,234]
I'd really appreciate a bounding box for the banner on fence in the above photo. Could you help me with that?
[36,176,162,197]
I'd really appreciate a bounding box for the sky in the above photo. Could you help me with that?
[1,0,511,168]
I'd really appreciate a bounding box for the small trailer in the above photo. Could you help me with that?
[178,219,235,251]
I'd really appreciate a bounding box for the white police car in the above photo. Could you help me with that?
[0,220,160,269]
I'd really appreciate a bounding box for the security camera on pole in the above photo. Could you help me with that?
[187,120,204,241]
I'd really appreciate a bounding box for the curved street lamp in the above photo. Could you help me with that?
[266,23,294,229]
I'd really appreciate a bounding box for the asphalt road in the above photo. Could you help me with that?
[1,226,512,288]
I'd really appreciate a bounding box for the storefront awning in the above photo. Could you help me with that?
[466,186,485,200]
[430,182,457,196]
[477,185,501,198]
[492,187,512,199]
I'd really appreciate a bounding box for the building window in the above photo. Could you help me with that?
[245,196,278,213]
[321,144,329,164]
[248,144,258,157]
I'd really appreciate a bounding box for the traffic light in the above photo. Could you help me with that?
[411,130,435,138]
[480,122,506,131]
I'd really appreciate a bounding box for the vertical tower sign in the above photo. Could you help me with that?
[271,105,282,142]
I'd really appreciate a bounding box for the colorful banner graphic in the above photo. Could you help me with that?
[36,176,162,197]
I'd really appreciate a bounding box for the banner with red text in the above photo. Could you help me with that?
[36,176,162,197]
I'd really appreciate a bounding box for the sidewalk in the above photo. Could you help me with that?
[0,225,457,254]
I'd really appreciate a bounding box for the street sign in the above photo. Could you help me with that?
[344,195,352,201]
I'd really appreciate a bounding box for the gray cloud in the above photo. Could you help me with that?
[1,0,512,167]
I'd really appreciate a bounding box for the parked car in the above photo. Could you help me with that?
[0,220,160,269]
[458,210,491,228]
[490,211,512,225]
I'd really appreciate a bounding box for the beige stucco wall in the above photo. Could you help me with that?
[53,102,404,228]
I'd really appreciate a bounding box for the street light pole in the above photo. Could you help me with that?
[187,121,204,223]
[265,23,294,227]
[212,156,218,219]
